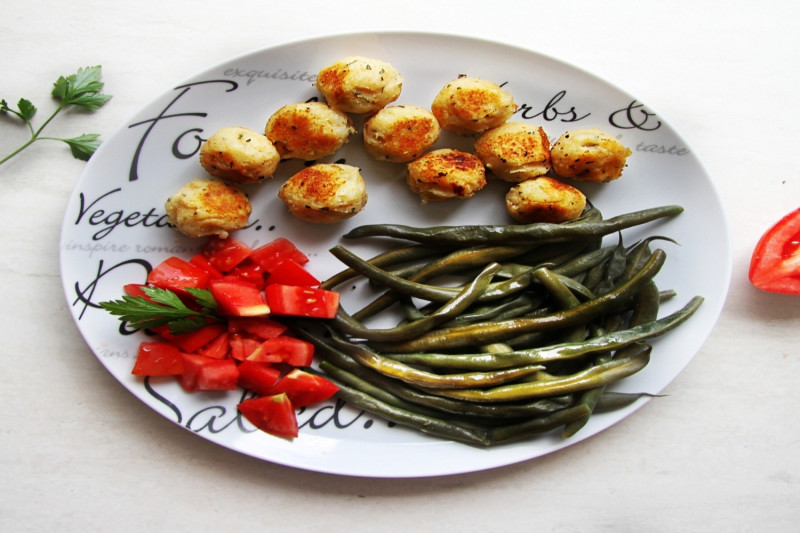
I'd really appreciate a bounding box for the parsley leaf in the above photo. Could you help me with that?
[1,65,112,166]
[99,286,222,335]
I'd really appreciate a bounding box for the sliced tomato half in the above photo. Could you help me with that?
[749,207,800,294]
[264,284,339,319]
[238,393,299,438]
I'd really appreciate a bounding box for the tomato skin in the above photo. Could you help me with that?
[238,393,299,439]
[265,259,320,287]
[155,322,227,353]
[227,316,288,340]
[749,207,800,294]
[132,342,185,376]
[265,368,339,408]
[209,277,271,317]
[203,236,252,272]
[246,336,315,366]
[265,284,340,319]
[179,353,239,391]
[147,256,210,296]
[237,361,282,395]
[249,238,309,273]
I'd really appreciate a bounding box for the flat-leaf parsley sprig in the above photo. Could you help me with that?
[100,286,221,335]
[0,65,112,165]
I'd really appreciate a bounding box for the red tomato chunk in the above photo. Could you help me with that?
[203,236,252,272]
[132,342,184,376]
[238,393,299,439]
[209,277,270,317]
[147,256,210,296]
[265,284,340,318]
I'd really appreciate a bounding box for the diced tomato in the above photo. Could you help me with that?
[147,256,210,296]
[197,331,230,359]
[238,393,299,439]
[132,341,185,376]
[265,368,339,408]
[249,238,309,273]
[179,353,239,391]
[227,258,267,289]
[749,207,800,294]
[209,277,270,317]
[203,236,252,272]
[155,322,227,353]
[229,333,263,361]
[237,361,282,395]
[265,284,340,319]
[227,316,288,340]
[246,336,315,366]
[265,259,320,287]
[189,253,224,280]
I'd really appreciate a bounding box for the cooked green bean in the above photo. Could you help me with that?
[488,405,593,444]
[371,249,667,353]
[385,296,702,370]
[320,244,445,290]
[342,205,684,245]
[332,262,500,342]
[327,328,545,389]
[421,344,651,402]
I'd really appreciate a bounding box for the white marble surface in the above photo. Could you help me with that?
[1,0,798,530]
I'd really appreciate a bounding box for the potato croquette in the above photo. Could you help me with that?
[406,148,486,203]
[431,76,517,134]
[316,56,403,114]
[550,128,632,182]
[278,163,367,223]
[363,105,441,163]
[505,176,586,223]
[165,178,252,238]
[265,102,354,161]
[474,122,551,182]
[199,126,280,184]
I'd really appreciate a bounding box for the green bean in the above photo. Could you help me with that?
[321,373,492,446]
[593,391,662,412]
[320,244,445,290]
[421,343,652,402]
[342,205,684,245]
[488,405,593,444]
[371,249,668,353]
[385,296,702,371]
[327,328,545,389]
[332,262,500,342]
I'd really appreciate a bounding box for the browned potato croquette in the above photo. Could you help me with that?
[431,76,517,134]
[505,176,586,223]
[550,128,633,182]
[363,105,441,163]
[265,102,354,161]
[199,126,280,184]
[279,163,367,223]
[406,148,487,203]
[165,178,251,238]
[474,122,551,182]
[316,56,403,114]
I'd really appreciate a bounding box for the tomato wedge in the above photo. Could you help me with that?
[246,336,315,366]
[263,368,339,408]
[249,238,309,272]
[265,284,340,318]
[179,353,239,391]
[132,341,185,376]
[749,207,800,294]
[265,259,320,287]
[237,361,282,395]
[238,393,299,438]
[203,236,252,272]
[209,277,270,317]
[155,322,227,353]
[147,256,210,297]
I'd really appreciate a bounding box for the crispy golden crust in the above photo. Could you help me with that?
[278,163,367,223]
[363,105,441,163]
[504,176,586,223]
[165,178,251,238]
[474,122,551,182]
[431,76,517,134]
[316,56,403,114]
[406,148,487,203]
[199,126,280,184]
[550,128,632,182]
[265,102,354,161]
